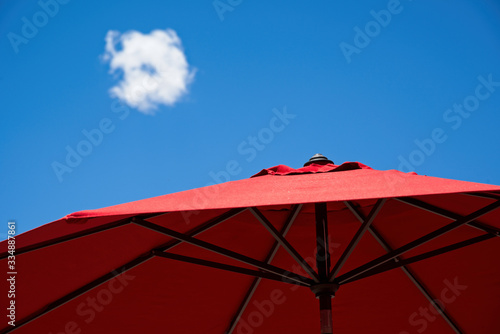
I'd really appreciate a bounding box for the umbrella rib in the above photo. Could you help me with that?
[2,253,155,334]
[154,208,247,252]
[395,197,500,237]
[342,233,495,284]
[225,204,303,334]
[5,208,245,333]
[464,192,500,200]
[335,200,500,285]
[344,205,463,334]
[133,218,313,286]
[153,251,309,286]
[0,218,132,260]
[327,199,386,281]
[249,207,320,283]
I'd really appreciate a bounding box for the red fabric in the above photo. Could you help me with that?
[1,162,499,333]
[62,165,499,222]
[251,161,373,177]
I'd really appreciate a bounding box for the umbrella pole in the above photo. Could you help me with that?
[319,293,333,334]
[314,203,337,334]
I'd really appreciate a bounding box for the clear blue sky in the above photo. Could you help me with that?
[1,0,500,237]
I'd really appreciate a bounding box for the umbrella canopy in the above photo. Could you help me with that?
[2,155,500,334]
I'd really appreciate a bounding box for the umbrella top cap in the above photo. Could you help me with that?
[304,153,334,167]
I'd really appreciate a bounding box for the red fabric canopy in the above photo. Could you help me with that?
[1,162,499,333]
[62,162,499,220]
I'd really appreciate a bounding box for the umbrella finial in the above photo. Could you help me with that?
[304,153,334,167]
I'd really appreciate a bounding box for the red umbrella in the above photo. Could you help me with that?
[2,154,500,333]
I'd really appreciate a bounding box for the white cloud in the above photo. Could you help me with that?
[103,29,195,114]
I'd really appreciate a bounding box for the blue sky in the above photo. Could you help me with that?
[1,0,500,237]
